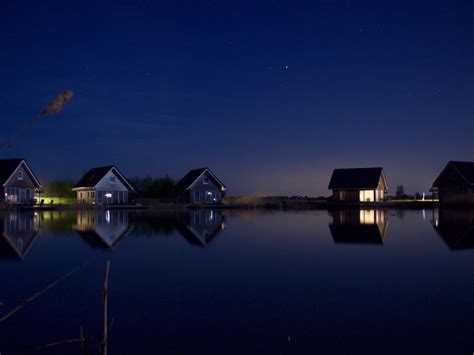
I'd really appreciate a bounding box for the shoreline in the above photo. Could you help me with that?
[0,199,463,212]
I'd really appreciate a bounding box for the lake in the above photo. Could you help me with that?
[0,208,473,354]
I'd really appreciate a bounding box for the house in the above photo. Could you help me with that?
[329,209,388,244]
[328,167,388,202]
[175,167,226,204]
[430,161,474,204]
[0,159,43,205]
[73,166,136,205]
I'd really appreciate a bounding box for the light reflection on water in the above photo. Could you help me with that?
[0,208,473,354]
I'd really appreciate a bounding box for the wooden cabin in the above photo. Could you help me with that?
[73,166,136,205]
[175,167,226,204]
[430,161,474,204]
[0,159,43,205]
[328,167,388,202]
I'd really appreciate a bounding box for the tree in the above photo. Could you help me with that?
[396,185,405,198]
[44,179,75,198]
[128,175,176,199]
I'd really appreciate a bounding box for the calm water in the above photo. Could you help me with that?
[1,208,473,354]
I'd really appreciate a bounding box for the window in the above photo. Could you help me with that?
[25,188,31,201]
[194,190,200,203]
[203,177,209,185]
[339,191,345,200]
[17,171,23,180]
[79,192,83,199]
[110,176,116,183]
[97,191,103,203]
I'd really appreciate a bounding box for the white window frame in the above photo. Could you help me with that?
[17,171,24,181]
[203,177,209,185]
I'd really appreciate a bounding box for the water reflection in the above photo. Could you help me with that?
[73,209,226,249]
[176,210,225,246]
[432,209,474,251]
[74,210,134,249]
[329,209,388,244]
[0,211,41,259]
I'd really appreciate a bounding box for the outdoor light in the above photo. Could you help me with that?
[105,193,112,198]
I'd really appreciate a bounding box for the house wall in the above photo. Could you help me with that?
[183,171,223,204]
[439,188,474,204]
[333,186,385,203]
[333,190,360,202]
[76,170,131,205]
[77,189,96,204]
[3,164,39,204]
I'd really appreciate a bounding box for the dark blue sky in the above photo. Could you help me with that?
[1,0,473,195]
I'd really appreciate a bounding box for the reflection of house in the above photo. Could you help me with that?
[0,159,43,205]
[328,167,387,202]
[175,168,226,204]
[432,209,474,250]
[430,161,474,204]
[73,166,136,205]
[0,212,40,259]
[74,210,134,249]
[176,210,225,246]
[329,209,388,244]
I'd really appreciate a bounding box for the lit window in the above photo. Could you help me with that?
[203,177,209,185]
[17,171,23,180]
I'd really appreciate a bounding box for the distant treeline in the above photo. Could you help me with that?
[42,176,177,199]
[128,176,176,198]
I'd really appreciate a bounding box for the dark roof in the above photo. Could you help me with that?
[74,166,135,191]
[328,167,385,190]
[449,161,474,185]
[0,159,42,188]
[175,167,226,193]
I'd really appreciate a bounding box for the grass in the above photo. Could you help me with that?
[38,197,76,205]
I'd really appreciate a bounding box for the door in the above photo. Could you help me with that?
[205,192,212,204]
[105,191,113,204]
[25,188,31,203]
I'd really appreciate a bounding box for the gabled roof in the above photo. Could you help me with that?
[73,166,135,191]
[328,167,386,190]
[175,167,226,193]
[432,161,474,188]
[0,159,42,189]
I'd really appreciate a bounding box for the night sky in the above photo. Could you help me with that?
[1,0,473,196]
